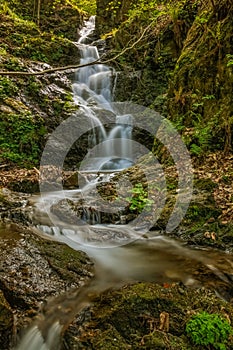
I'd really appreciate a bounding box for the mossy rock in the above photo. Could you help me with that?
[5,0,85,40]
[142,331,190,349]
[29,235,94,282]
[194,178,217,192]
[64,282,233,349]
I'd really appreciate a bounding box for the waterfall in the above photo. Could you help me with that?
[15,16,159,350]
[12,14,222,350]
[72,16,134,172]
[14,18,136,349]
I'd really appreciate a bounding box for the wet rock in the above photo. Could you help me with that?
[0,291,14,350]
[50,196,128,226]
[0,222,94,348]
[0,188,30,224]
[63,171,79,189]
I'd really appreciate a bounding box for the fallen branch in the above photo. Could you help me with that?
[0,22,154,77]
[0,59,101,76]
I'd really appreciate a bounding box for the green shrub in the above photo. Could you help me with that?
[186,311,233,350]
[126,183,153,214]
[0,77,19,100]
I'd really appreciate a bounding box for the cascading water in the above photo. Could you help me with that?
[72,15,134,172]
[14,18,138,349]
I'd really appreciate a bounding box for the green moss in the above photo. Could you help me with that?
[32,237,93,281]
[194,178,217,192]
[0,109,46,166]
[0,1,81,66]
[3,0,87,38]
[90,325,130,349]
[0,76,19,100]
[142,331,189,349]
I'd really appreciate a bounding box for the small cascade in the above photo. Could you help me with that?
[82,206,101,225]
[72,16,133,171]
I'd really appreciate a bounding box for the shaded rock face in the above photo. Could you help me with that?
[0,222,94,348]
[167,0,233,153]
[96,0,198,117]
[96,0,232,154]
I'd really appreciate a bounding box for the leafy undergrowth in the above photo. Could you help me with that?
[186,311,233,349]
[153,151,233,251]
[0,1,83,66]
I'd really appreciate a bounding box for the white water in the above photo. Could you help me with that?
[72,16,134,171]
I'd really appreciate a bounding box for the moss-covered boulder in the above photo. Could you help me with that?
[64,282,233,349]
[5,0,86,41]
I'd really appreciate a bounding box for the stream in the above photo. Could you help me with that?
[12,16,233,350]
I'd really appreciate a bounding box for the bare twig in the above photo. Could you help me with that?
[101,22,154,63]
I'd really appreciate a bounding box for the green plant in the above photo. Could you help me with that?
[226,54,233,67]
[188,112,213,156]
[72,0,96,15]
[186,312,233,350]
[4,57,23,71]
[202,94,215,100]
[126,183,153,213]
[195,10,210,25]
[0,77,19,100]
